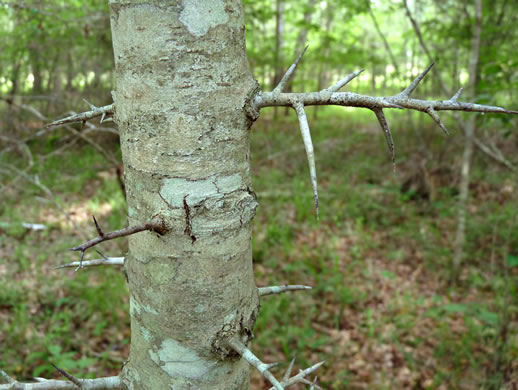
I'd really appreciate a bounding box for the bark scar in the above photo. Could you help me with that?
[183,197,196,244]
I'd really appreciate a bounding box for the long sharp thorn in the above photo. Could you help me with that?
[100,112,106,123]
[309,376,318,390]
[51,363,82,387]
[93,215,104,237]
[400,63,434,97]
[451,87,463,102]
[293,101,319,218]
[299,361,326,377]
[282,357,296,382]
[325,69,364,92]
[426,107,449,135]
[273,45,309,93]
[373,108,396,167]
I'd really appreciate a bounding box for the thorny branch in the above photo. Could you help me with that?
[46,102,114,129]
[254,48,517,215]
[0,369,120,390]
[56,254,125,270]
[255,64,517,116]
[226,339,323,390]
[71,216,167,270]
[258,285,312,296]
[0,100,119,167]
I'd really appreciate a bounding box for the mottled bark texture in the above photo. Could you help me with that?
[109,1,259,389]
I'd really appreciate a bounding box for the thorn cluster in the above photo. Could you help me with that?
[70,216,166,271]
[255,51,518,215]
[46,101,114,128]
[226,339,323,390]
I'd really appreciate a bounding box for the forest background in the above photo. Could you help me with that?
[0,0,517,389]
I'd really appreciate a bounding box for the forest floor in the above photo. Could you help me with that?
[1,109,517,389]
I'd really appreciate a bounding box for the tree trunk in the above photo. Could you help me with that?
[367,3,399,78]
[272,0,284,119]
[6,55,22,132]
[452,0,482,278]
[109,1,259,389]
[29,47,43,95]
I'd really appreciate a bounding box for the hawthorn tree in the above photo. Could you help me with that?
[1,1,516,389]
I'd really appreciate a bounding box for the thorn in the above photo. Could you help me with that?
[265,362,281,370]
[282,357,296,383]
[273,45,309,94]
[425,107,449,135]
[95,249,109,260]
[100,112,106,123]
[258,285,312,297]
[372,108,396,167]
[295,361,326,382]
[55,257,125,269]
[292,101,319,218]
[92,215,104,237]
[51,362,82,387]
[325,69,364,92]
[309,376,318,390]
[75,251,85,272]
[399,63,435,97]
[227,338,284,390]
[451,87,463,102]
[83,98,97,110]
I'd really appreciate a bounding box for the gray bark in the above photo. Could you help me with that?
[109,1,259,389]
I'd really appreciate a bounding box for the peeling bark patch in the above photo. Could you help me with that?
[149,339,216,379]
[183,197,196,244]
[179,0,228,37]
[159,175,242,208]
